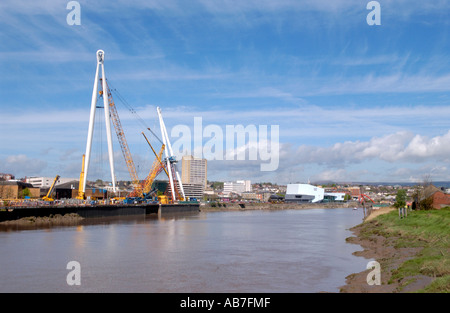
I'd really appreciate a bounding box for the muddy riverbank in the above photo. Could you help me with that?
[200,201,356,212]
[340,207,449,293]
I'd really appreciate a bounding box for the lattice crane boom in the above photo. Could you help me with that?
[128,132,167,198]
[100,78,140,188]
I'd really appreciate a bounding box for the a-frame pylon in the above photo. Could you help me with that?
[81,50,116,194]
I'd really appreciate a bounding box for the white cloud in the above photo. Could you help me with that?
[0,154,47,177]
[311,168,370,183]
[292,130,450,166]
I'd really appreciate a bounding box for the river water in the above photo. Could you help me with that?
[0,208,369,293]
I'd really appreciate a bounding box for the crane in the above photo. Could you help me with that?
[127,131,168,201]
[76,155,86,200]
[101,78,140,190]
[359,193,375,204]
[42,175,60,201]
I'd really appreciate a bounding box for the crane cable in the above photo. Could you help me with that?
[106,80,164,146]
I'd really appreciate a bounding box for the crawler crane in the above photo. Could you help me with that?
[42,175,60,201]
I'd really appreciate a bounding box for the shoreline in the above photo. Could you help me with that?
[199,201,358,212]
[339,206,446,293]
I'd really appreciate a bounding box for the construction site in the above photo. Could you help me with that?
[0,50,199,222]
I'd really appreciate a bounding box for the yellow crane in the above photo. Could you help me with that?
[42,175,60,201]
[76,155,86,200]
[101,78,140,189]
[128,132,168,199]
[143,131,184,202]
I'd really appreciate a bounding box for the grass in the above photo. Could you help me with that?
[359,206,450,293]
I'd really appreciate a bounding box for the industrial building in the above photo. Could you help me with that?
[52,181,108,200]
[0,181,40,199]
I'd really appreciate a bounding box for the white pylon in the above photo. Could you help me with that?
[157,107,185,201]
[82,50,116,194]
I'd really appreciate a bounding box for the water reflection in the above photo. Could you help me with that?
[0,211,202,232]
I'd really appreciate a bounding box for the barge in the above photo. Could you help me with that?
[0,202,200,223]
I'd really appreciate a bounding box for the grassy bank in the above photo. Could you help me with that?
[346,207,449,293]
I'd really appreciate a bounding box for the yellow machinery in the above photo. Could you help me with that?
[102,79,140,189]
[138,131,185,202]
[128,132,168,199]
[158,195,168,204]
[42,175,60,201]
[76,155,86,200]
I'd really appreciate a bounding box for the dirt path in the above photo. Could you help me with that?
[365,206,396,221]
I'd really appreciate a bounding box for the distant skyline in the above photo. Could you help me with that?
[1,1,450,184]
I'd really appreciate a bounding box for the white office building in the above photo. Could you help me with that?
[237,180,252,192]
[26,177,77,188]
[224,180,251,196]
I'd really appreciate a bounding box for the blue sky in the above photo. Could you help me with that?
[1,0,450,185]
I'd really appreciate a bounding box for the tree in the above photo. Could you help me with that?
[21,187,32,199]
[412,174,435,210]
[394,189,406,209]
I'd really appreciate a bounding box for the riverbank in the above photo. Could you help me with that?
[200,201,356,212]
[341,207,450,293]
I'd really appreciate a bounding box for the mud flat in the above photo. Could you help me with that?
[0,213,85,231]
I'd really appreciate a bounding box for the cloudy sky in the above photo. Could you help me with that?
[1,0,450,185]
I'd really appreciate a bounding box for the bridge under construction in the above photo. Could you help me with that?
[0,50,199,222]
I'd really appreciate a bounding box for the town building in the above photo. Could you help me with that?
[241,191,259,201]
[181,155,207,187]
[237,180,252,192]
[346,186,361,200]
[223,180,251,196]
[415,185,450,209]
[181,155,207,201]
[182,183,204,201]
[0,173,15,181]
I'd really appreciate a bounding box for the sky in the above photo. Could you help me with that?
[1,0,450,185]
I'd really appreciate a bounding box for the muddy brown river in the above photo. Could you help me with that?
[0,208,369,292]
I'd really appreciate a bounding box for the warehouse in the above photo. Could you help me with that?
[0,180,40,199]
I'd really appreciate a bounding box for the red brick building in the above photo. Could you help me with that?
[417,185,450,209]
[430,190,450,209]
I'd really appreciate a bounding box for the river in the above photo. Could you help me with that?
[0,207,369,293]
